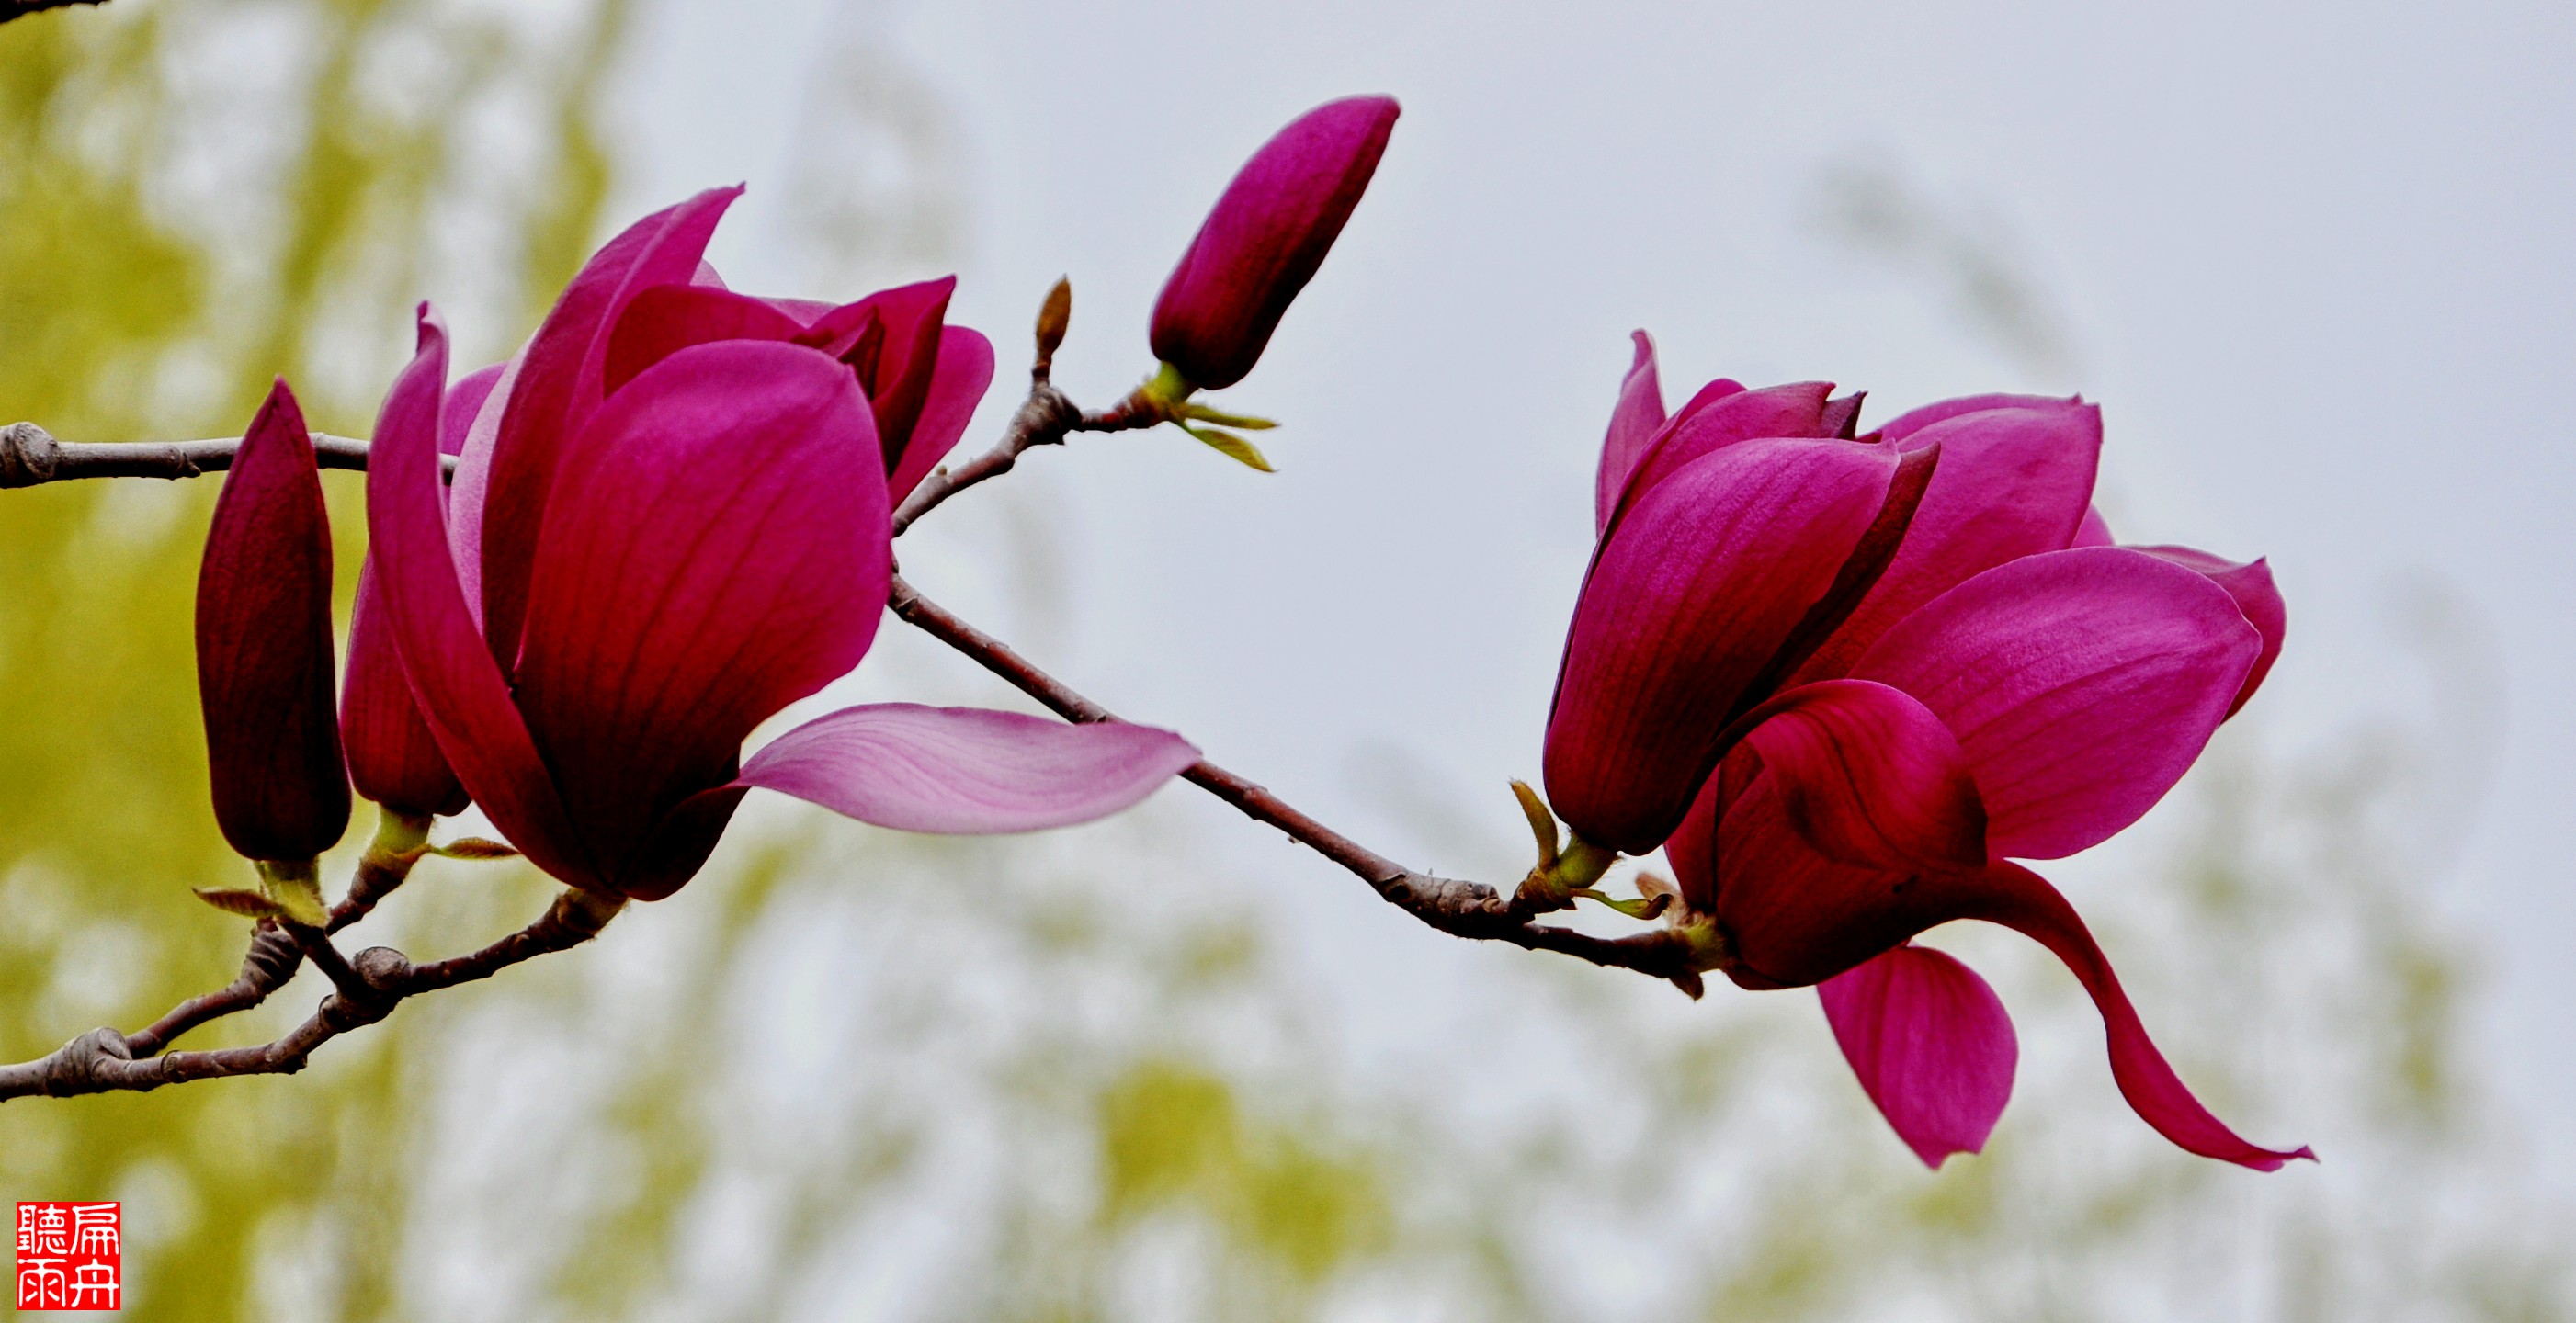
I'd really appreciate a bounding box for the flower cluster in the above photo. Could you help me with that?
[181,92,2309,1175]
[1542,334,2307,1169]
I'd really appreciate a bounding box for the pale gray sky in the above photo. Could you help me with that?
[614,0,2576,1195]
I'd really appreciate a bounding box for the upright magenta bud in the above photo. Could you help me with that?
[196,379,350,861]
[1149,95,1400,390]
[341,560,468,818]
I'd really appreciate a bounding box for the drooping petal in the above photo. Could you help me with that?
[1606,381,1836,533]
[1151,96,1401,390]
[1789,401,2102,684]
[364,307,591,886]
[197,379,349,861]
[602,284,807,396]
[1594,330,1666,535]
[888,324,994,503]
[510,339,887,895]
[482,187,742,677]
[2072,505,2114,548]
[1737,679,1987,873]
[2132,546,2286,717]
[1701,795,2311,1169]
[1951,863,2315,1170]
[1544,438,1897,853]
[341,560,467,819]
[734,704,1202,833]
[1820,945,2017,1169]
[1851,548,2258,860]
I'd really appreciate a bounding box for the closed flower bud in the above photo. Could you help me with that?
[1149,96,1399,390]
[196,379,350,861]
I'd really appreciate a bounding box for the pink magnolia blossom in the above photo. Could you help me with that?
[1150,96,1401,390]
[1547,332,2307,1170]
[365,194,1198,901]
[196,379,350,862]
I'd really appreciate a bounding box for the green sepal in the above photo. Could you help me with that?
[192,887,287,920]
[255,858,328,928]
[1181,402,1279,431]
[1181,423,1276,472]
[1509,780,1560,871]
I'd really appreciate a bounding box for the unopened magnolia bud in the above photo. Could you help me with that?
[1149,96,1399,390]
[197,379,350,862]
[1035,277,1072,362]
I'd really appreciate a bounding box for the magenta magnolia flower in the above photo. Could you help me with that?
[1150,96,1400,390]
[1545,332,2308,1170]
[197,379,350,864]
[365,191,1198,901]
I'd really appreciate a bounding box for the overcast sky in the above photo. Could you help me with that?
[609,0,2576,1193]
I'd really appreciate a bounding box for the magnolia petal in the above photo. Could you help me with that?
[735,704,1202,833]
[512,340,888,893]
[446,345,525,625]
[1879,391,2079,442]
[841,277,955,475]
[1544,438,1896,853]
[1739,680,1987,873]
[888,324,995,503]
[2072,505,2114,548]
[365,309,591,885]
[1703,772,1929,988]
[2132,546,2286,717]
[1662,743,1762,917]
[1852,548,2257,860]
[1791,401,2103,684]
[1821,944,2018,1169]
[603,284,807,396]
[1594,330,1667,535]
[1607,381,1836,532]
[341,559,468,818]
[1958,863,2315,1170]
[482,187,742,676]
[440,364,504,460]
[197,379,349,860]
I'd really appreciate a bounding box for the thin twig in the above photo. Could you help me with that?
[0,889,624,1102]
[884,572,1704,996]
[888,326,1164,536]
[0,422,455,488]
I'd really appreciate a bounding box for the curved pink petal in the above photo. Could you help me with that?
[889,324,994,503]
[1790,401,2102,684]
[1851,548,2258,859]
[445,346,523,624]
[1821,944,2017,1169]
[2072,505,2114,548]
[1606,381,1836,533]
[1544,438,1896,853]
[830,277,957,480]
[1819,391,1867,439]
[341,559,468,819]
[1594,330,1666,535]
[364,308,591,886]
[602,284,807,397]
[482,187,741,677]
[2132,546,2286,717]
[1955,863,2314,1170]
[440,364,504,460]
[1879,391,2079,442]
[1738,680,1987,873]
[510,340,887,893]
[197,379,348,861]
[735,704,1202,834]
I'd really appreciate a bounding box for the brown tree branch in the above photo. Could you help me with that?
[0,0,108,26]
[884,572,1704,996]
[0,888,624,1102]
[0,421,457,487]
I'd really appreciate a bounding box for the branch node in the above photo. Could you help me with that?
[0,423,61,488]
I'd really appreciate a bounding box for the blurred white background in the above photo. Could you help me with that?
[614,0,2574,1193]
